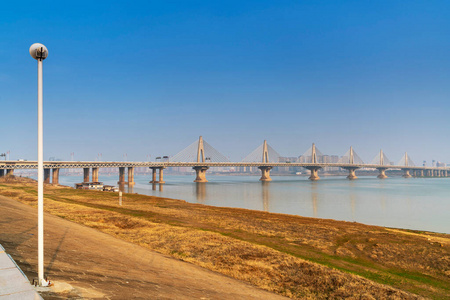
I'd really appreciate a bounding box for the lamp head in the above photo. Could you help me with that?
[29,43,48,60]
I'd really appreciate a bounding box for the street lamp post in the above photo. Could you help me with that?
[29,43,49,287]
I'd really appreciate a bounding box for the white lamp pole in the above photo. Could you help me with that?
[29,43,49,287]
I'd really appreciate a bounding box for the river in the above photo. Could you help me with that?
[52,174,450,234]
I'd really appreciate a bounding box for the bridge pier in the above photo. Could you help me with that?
[118,167,126,184]
[159,168,165,183]
[150,168,156,183]
[149,167,165,184]
[402,169,412,178]
[92,167,99,182]
[258,166,272,181]
[438,170,442,177]
[52,168,59,185]
[83,168,90,182]
[307,167,321,181]
[445,170,448,177]
[6,169,14,176]
[377,168,388,179]
[128,167,135,185]
[345,168,358,180]
[420,170,424,177]
[193,166,209,183]
[44,168,51,183]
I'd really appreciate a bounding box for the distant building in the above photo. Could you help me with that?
[279,157,297,163]
[436,161,446,168]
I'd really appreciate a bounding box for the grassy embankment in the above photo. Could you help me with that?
[0,176,449,299]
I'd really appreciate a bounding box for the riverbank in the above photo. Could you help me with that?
[0,176,448,299]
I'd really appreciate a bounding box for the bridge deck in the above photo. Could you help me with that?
[0,161,447,171]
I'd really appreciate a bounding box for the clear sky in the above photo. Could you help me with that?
[1,0,449,164]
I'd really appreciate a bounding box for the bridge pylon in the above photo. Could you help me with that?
[339,146,362,180]
[376,149,388,179]
[197,136,205,163]
[259,140,273,181]
[311,143,317,164]
[165,135,230,182]
[241,140,280,181]
[349,146,354,165]
[193,136,209,182]
[306,143,321,181]
[401,152,413,178]
[262,140,269,163]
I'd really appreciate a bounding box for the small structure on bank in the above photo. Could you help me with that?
[75,182,119,192]
[103,185,119,192]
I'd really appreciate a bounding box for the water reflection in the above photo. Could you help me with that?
[380,194,386,211]
[378,180,386,211]
[152,183,163,191]
[349,181,356,221]
[195,183,207,204]
[261,182,270,212]
[118,183,135,193]
[350,193,356,221]
[311,182,318,218]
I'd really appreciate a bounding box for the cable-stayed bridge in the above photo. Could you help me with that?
[0,136,448,184]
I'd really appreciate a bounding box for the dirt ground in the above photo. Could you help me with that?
[0,195,286,299]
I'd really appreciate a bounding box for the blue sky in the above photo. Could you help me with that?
[0,0,449,164]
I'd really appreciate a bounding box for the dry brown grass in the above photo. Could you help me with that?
[0,176,448,299]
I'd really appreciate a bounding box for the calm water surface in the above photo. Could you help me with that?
[56,174,450,234]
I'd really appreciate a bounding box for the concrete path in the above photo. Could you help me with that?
[0,244,42,299]
[0,195,286,299]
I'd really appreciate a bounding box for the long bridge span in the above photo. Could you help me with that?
[1,137,448,185]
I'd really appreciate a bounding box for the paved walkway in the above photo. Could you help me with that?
[0,195,286,299]
[0,244,42,299]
